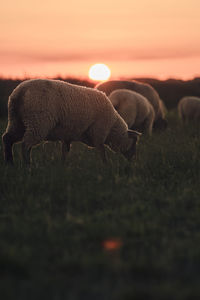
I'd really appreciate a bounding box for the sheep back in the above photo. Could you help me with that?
[5,79,142,163]
[8,79,120,142]
[95,80,159,115]
[108,89,155,133]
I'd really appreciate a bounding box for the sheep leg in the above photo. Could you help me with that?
[96,144,107,163]
[2,130,24,164]
[61,141,71,162]
[21,129,44,165]
[21,143,32,165]
[2,132,15,164]
[86,121,109,163]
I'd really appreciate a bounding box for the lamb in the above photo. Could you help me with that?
[2,79,141,165]
[95,80,167,130]
[108,89,155,135]
[178,96,200,122]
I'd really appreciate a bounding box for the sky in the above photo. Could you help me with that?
[1,0,200,80]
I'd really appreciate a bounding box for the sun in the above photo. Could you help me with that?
[88,63,111,81]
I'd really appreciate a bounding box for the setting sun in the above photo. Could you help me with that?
[88,63,111,81]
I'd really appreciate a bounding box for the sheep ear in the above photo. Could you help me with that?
[128,129,142,138]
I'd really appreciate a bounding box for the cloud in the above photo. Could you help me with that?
[0,47,200,64]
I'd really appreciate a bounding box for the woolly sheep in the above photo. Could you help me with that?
[108,89,155,135]
[2,79,141,165]
[95,80,168,130]
[178,96,200,122]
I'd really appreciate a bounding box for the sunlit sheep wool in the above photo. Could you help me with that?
[95,80,168,130]
[109,89,155,135]
[2,79,141,164]
[178,96,200,122]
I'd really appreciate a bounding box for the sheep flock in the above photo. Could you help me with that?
[2,78,200,166]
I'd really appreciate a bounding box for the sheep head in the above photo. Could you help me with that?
[122,129,142,161]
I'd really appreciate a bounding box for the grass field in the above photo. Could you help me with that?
[0,111,200,299]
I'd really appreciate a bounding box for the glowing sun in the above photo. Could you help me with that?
[89,63,111,81]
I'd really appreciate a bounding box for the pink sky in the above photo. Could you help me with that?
[1,0,200,79]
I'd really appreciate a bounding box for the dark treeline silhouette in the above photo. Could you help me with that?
[0,79,22,117]
[0,77,200,117]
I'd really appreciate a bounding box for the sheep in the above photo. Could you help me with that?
[178,96,200,122]
[108,89,155,135]
[2,79,141,165]
[95,80,168,130]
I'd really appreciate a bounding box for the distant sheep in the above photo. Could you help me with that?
[178,96,200,122]
[108,89,155,135]
[2,79,141,165]
[95,80,167,130]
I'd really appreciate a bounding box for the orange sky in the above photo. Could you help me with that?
[1,0,200,79]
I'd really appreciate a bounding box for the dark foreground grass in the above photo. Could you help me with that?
[0,112,200,299]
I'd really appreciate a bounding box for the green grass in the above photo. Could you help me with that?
[0,112,200,299]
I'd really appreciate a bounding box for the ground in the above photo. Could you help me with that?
[0,109,200,299]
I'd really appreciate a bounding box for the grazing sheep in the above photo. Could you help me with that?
[178,96,200,122]
[95,80,167,130]
[108,89,155,135]
[2,79,141,165]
